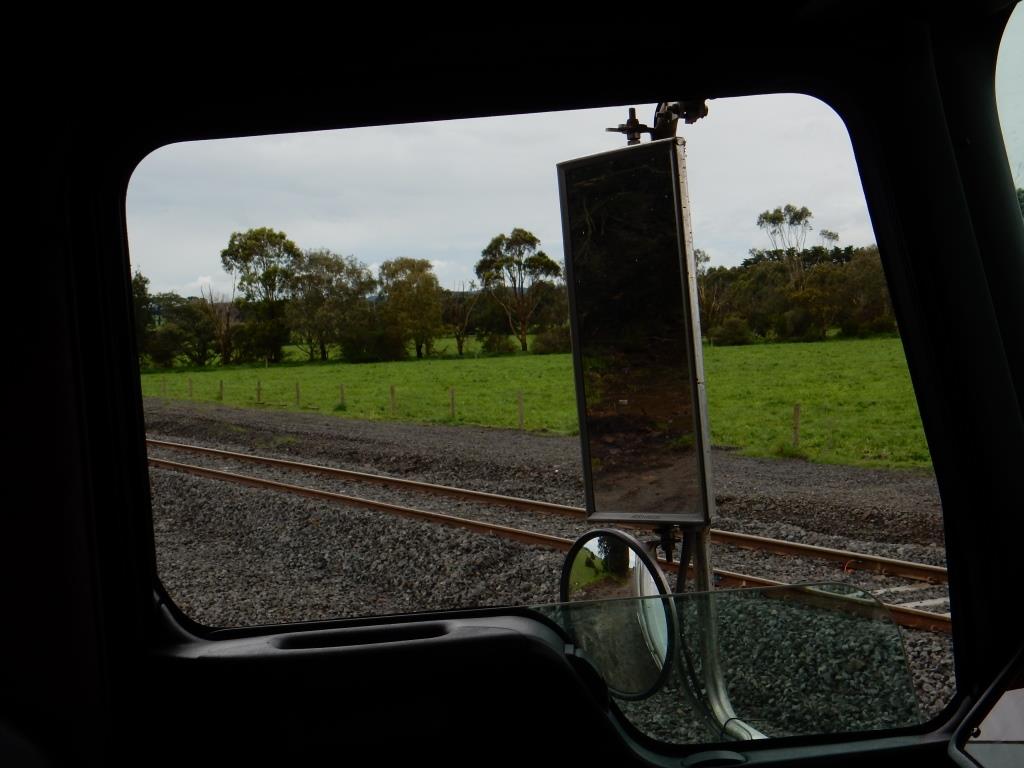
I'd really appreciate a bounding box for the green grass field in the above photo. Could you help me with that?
[142,353,578,433]
[702,339,931,470]
[141,337,932,470]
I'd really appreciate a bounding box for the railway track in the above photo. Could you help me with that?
[146,438,952,634]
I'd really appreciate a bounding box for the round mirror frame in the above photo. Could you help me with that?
[559,528,678,701]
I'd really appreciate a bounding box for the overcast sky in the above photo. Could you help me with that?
[128,13,1021,298]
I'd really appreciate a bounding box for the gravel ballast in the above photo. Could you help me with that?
[145,398,954,739]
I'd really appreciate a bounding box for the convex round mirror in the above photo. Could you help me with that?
[560,529,677,700]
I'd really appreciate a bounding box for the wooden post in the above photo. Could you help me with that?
[256,380,262,404]
[339,383,346,410]
[449,387,456,419]
[295,381,301,407]
[793,403,801,448]
[390,385,396,416]
[517,391,524,430]
[218,380,224,401]
[188,378,193,399]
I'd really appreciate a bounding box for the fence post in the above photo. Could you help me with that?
[449,387,456,419]
[793,403,801,448]
[339,383,346,410]
[295,381,301,407]
[390,385,396,416]
[256,380,262,404]
[517,391,524,430]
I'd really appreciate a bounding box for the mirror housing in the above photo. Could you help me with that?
[559,529,676,700]
[558,138,712,527]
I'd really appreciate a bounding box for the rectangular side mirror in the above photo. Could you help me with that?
[558,138,712,526]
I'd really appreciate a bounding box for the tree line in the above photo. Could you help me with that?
[133,201,929,368]
[697,205,896,344]
[133,227,569,368]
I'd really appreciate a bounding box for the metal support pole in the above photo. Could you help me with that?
[692,527,766,741]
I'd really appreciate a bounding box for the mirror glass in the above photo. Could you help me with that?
[559,530,674,699]
[533,582,922,744]
[558,139,709,525]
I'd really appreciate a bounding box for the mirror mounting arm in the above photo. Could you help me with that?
[649,524,681,564]
[605,101,710,146]
[605,107,653,145]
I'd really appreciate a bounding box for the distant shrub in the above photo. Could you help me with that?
[777,307,824,342]
[709,316,754,346]
[481,333,517,355]
[840,315,898,338]
[339,328,408,363]
[148,323,187,368]
[531,325,571,355]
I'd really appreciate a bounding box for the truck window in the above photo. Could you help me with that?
[127,94,953,744]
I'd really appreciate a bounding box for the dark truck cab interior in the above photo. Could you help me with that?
[7,3,1024,765]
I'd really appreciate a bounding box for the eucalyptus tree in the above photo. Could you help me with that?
[475,228,561,352]
[287,249,375,361]
[378,257,443,359]
[219,227,302,364]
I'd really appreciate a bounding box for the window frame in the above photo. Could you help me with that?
[14,4,1023,764]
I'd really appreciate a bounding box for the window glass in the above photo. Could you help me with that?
[128,94,951,743]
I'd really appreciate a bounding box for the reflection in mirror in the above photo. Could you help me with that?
[533,582,922,744]
[559,530,674,700]
[559,138,710,526]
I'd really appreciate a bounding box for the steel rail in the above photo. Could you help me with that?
[148,458,572,551]
[149,456,952,634]
[710,530,947,584]
[146,438,583,515]
[147,438,948,584]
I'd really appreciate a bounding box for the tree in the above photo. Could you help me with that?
[151,292,216,367]
[336,299,406,363]
[528,280,569,333]
[698,265,735,333]
[475,228,561,351]
[442,284,480,357]
[199,284,237,364]
[131,269,153,363]
[378,258,444,359]
[757,205,814,251]
[756,204,814,287]
[219,228,302,364]
[834,246,896,336]
[287,249,375,361]
[693,249,716,330]
[220,227,301,304]
[694,248,710,277]
[147,323,187,368]
[818,229,840,248]
[722,259,789,338]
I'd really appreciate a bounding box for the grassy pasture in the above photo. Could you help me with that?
[142,353,579,433]
[702,339,930,469]
[141,337,931,470]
